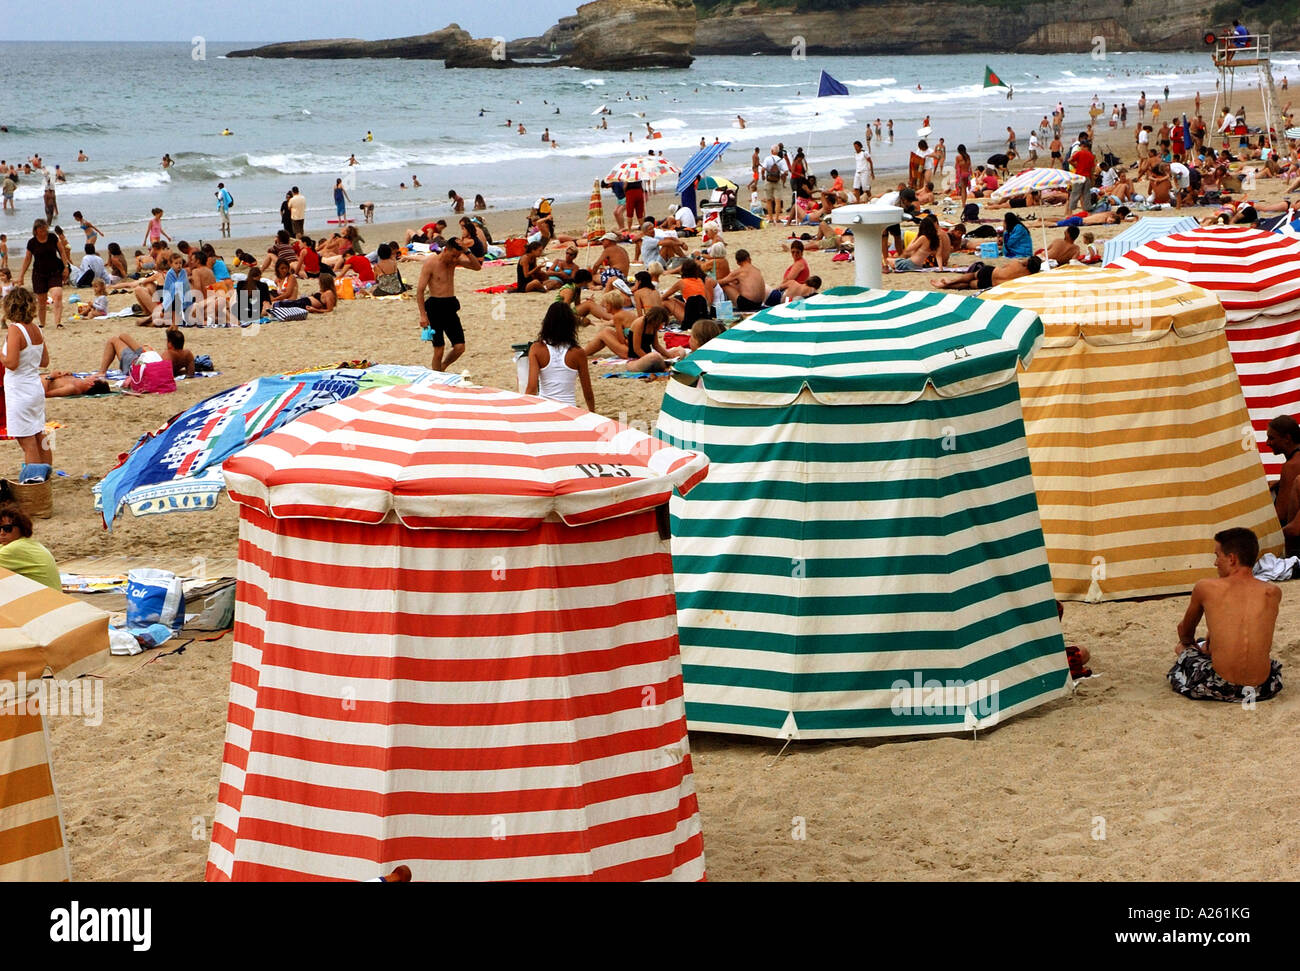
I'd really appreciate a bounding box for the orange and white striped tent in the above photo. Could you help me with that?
[983,266,1282,601]
[1109,226,1300,481]
[206,383,709,882]
[0,570,109,880]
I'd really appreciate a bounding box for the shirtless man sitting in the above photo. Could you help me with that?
[933,256,1042,290]
[96,328,195,379]
[1168,527,1283,702]
[1045,226,1082,264]
[591,233,631,289]
[1267,414,1300,557]
[717,249,767,312]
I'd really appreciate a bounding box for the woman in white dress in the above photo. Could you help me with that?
[525,303,595,411]
[1,287,51,470]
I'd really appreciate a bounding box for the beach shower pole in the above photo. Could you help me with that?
[829,203,903,290]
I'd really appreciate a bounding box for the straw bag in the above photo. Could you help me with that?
[1,477,53,519]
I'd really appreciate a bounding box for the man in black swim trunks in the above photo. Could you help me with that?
[718,249,768,311]
[415,237,481,372]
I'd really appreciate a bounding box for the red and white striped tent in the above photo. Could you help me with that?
[1109,226,1300,480]
[205,383,709,882]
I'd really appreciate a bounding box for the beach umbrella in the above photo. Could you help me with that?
[696,175,737,192]
[605,155,679,184]
[94,365,466,528]
[656,286,1070,740]
[990,166,1083,201]
[207,383,709,881]
[981,266,1281,600]
[585,179,605,239]
[1101,215,1200,264]
[0,570,110,880]
[1285,126,1300,139]
[1110,226,1300,481]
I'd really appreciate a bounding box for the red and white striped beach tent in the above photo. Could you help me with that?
[205,383,709,882]
[1109,226,1300,480]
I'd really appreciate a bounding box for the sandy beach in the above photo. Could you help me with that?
[35,82,1300,881]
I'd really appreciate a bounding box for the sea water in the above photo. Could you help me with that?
[1,41,1290,241]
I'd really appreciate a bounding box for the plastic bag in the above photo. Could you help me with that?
[126,568,185,632]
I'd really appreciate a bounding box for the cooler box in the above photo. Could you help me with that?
[977,241,1000,259]
[512,342,532,392]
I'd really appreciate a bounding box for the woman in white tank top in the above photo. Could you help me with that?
[526,303,595,411]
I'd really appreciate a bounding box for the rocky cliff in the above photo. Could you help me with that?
[558,0,697,68]
[226,25,472,59]
[510,16,581,58]
[689,0,1300,55]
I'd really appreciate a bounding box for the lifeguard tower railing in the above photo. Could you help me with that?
[1209,31,1279,149]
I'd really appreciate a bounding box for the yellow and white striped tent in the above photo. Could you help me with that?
[982,267,1282,601]
[0,570,109,880]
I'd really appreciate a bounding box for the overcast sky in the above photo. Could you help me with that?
[7,0,581,42]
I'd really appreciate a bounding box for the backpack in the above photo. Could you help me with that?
[764,159,783,183]
[226,192,233,208]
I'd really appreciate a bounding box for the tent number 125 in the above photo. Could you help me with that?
[576,463,633,478]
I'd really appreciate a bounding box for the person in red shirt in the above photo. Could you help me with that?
[295,238,321,278]
[343,251,375,283]
[1068,139,1096,211]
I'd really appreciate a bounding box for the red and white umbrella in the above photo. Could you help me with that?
[1110,225,1300,480]
[208,384,709,881]
[605,155,680,184]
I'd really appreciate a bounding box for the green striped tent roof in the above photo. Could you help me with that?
[659,287,1069,741]
[675,287,1043,404]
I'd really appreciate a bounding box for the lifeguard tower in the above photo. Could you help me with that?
[1208,28,1282,150]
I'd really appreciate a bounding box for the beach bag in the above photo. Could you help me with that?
[123,358,176,394]
[270,305,308,321]
[1,477,51,519]
[126,568,185,633]
[505,238,526,258]
[336,277,356,300]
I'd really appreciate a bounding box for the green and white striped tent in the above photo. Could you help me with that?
[656,287,1071,740]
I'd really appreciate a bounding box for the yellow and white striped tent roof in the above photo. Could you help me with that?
[982,267,1282,601]
[0,569,110,881]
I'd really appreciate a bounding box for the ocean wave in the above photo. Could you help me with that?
[844,77,897,87]
[707,79,799,89]
[12,168,171,200]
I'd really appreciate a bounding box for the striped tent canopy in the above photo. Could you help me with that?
[1109,226,1300,481]
[0,571,110,881]
[208,384,709,882]
[982,267,1282,600]
[657,287,1070,740]
[1101,215,1200,265]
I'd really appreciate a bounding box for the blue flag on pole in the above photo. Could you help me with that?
[817,70,849,97]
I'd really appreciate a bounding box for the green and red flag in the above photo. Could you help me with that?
[983,66,1008,88]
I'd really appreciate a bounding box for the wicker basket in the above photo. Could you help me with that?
[2,478,53,519]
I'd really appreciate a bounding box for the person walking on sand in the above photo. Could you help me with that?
[15,219,64,330]
[215,182,233,239]
[1168,527,1283,702]
[41,166,57,223]
[143,207,171,248]
[333,178,351,223]
[415,236,480,373]
[289,186,306,236]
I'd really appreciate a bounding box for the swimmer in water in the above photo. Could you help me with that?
[364,130,373,142]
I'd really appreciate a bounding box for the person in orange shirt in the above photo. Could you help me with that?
[829,168,845,194]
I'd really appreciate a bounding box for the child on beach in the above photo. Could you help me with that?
[143,207,171,247]
[0,234,7,271]
[80,279,108,319]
